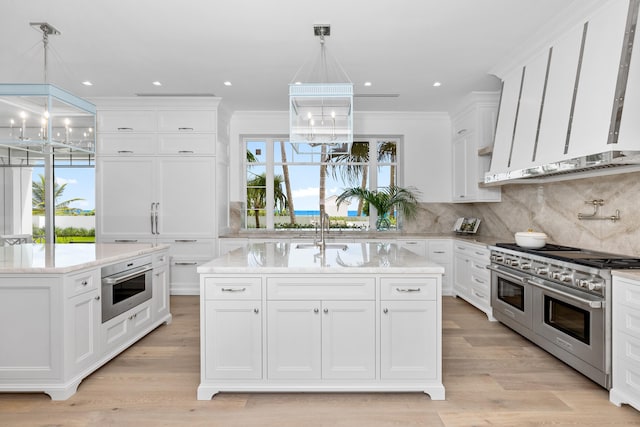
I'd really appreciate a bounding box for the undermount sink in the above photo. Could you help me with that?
[295,243,349,251]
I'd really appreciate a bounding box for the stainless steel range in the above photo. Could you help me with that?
[488,243,640,389]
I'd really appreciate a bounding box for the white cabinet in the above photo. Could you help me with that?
[267,277,376,380]
[95,98,222,296]
[101,300,154,357]
[202,276,262,381]
[65,270,101,377]
[152,251,170,321]
[610,275,640,411]
[428,239,453,296]
[453,241,494,321]
[451,92,501,202]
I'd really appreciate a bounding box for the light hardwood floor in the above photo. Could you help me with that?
[1,296,639,426]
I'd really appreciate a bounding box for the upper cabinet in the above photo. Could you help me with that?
[451,92,501,202]
[487,0,640,183]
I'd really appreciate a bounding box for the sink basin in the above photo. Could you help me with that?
[295,243,348,251]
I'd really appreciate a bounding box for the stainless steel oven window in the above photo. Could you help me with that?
[544,295,590,345]
[497,277,525,311]
[112,274,147,304]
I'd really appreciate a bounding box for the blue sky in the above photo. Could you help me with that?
[34,167,95,211]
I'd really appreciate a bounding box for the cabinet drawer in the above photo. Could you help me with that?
[160,238,216,258]
[157,110,216,133]
[65,270,99,297]
[428,240,451,263]
[380,277,438,300]
[158,134,215,155]
[267,277,375,300]
[204,277,262,300]
[469,259,489,277]
[152,251,169,267]
[97,134,157,155]
[98,110,157,132]
[397,240,427,257]
[469,284,491,306]
[617,279,640,311]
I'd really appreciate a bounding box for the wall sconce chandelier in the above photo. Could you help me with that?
[289,25,353,148]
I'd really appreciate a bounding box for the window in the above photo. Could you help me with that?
[243,137,399,230]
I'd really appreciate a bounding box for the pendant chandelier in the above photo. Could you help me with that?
[0,23,96,157]
[289,25,353,148]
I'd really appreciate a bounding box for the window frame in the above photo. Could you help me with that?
[242,135,402,231]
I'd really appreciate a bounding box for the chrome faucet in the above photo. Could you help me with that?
[316,206,330,248]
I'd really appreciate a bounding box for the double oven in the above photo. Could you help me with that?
[487,243,640,389]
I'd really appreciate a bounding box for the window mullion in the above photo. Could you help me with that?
[266,139,275,229]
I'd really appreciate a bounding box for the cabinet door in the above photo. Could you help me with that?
[321,300,375,380]
[152,263,170,321]
[204,300,262,380]
[267,300,321,380]
[380,300,438,379]
[451,134,469,201]
[67,289,101,375]
[97,157,155,238]
[453,254,469,297]
[157,157,216,237]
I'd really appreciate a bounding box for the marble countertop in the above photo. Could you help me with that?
[219,231,501,247]
[612,270,640,281]
[198,242,445,274]
[0,243,169,274]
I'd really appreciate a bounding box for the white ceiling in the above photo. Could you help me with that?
[0,0,577,113]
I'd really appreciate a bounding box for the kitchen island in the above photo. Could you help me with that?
[0,243,170,400]
[197,242,445,400]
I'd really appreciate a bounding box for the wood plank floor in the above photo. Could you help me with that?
[1,296,639,426]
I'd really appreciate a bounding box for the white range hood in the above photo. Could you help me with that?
[486,0,640,184]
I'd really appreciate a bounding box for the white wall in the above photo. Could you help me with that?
[229,110,452,203]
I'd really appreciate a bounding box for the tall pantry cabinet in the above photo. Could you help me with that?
[94,97,228,295]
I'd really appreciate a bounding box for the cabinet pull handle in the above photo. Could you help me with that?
[383,308,388,314]
[115,239,138,243]
[117,127,134,131]
[221,287,246,292]
[323,308,328,313]
[175,239,197,243]
[178,127,194,131]
[178,150,194,154]
[174,261,198,266]
[154,203,159,235]
[475,251,486,256]
[457,128,467,135]
[95,295,101,301]
[117,150,134,154]
[253,308,259,314]
[314,308,319,313]
[433,251,445,254]
[81,280,88,286]
[396,287,421,293]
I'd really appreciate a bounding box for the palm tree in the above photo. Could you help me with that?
[32,174,84,215]
[327,141,370,215]
[335,185,420,230]
[280,141,296,224]
[246,172,287,228]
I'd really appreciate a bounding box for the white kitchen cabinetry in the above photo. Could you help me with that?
[198,268,443,400]
[380,277,439,380]
[0,247,171,400]
[451,92,500,202]
[96,98,222,295]
[610,275,640,411]
[453,241,495,321]
[428,239,453,296]
[152,251,170,321]
[267,277,376,380]
[202,277,262,380]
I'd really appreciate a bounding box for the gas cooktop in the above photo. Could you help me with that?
[494,243,640,269]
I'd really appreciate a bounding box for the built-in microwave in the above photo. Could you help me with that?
[101,256,153,323]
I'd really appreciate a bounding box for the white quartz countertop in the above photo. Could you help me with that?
[198,242,445,274]
[0,243,169,273]
[612,270,640,281]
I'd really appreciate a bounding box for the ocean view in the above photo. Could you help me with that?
[294,210,360,217]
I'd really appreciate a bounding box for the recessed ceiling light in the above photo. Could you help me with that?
[364,82,372,87]
[223,81,232,86]
[433,81,442,87]
[82,81,93,86]
[294,81,302,85]
[152,81,162,86]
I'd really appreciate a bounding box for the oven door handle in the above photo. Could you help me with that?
[486,264,528,283]
[103,265,153,285]
[524,278,603,309]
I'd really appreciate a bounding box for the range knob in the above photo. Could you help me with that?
[491,255,504,262]
[551,271,562,280]
[535,267,549,275]
[577,279,590,289]
[508,259,519,267]
[559,273,572,283]
[588,281,603,291]
[520,262,532,270]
